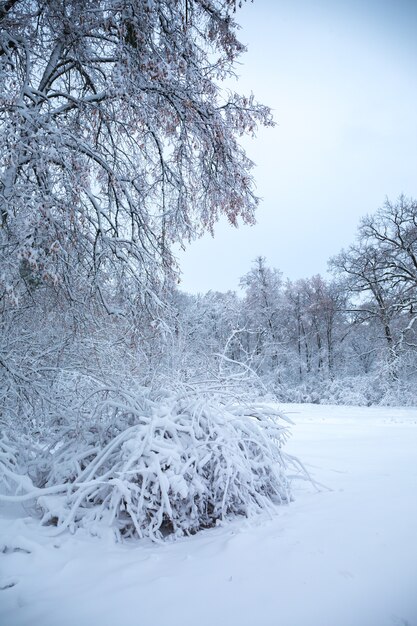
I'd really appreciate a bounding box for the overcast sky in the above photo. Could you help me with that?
[176,0,417,294]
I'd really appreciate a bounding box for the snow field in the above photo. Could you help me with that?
[1,403,416,626]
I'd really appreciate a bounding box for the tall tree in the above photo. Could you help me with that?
[283,276,345,381]
[330,197,417,375]
[0,0,274,430]
[0,0,273,310]
[360,196,417,346]
[240,256,284,375]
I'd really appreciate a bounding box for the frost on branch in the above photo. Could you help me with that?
[0,0,273,307]
[0,389,306,541]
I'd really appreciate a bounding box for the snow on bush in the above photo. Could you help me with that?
[276,366,417,407]
[0,388,307,541]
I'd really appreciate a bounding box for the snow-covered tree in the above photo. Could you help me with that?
[240,256,284,376]
[330,197,417,376]
[1,0,273,310]
[282,276,346,383]
[0,0,275,419]
[1,1,310,542]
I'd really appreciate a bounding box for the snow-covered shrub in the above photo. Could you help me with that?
[317,377,375,406]
[0,436,20,490]
[276,383,323,405]
[275,366,417,407]
[0,388,306,541]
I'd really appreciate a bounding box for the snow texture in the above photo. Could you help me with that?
[1,403,416,626]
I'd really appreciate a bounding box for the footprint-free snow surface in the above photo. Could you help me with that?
[1,403,416,626]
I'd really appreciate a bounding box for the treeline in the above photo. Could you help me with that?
[169,196,417,405]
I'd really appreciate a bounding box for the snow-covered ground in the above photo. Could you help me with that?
[1,403,416,626]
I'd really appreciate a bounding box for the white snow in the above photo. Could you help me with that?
[1,403,416,626]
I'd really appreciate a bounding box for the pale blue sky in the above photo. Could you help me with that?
[177,0,417,293]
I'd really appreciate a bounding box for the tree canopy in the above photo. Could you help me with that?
[0,0,272,310]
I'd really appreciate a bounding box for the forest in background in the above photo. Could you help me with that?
[173,196,417,407]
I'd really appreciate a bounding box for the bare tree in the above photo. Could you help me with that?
[283,276,345,381]
[360,196,417,347]
[330,197,417,375]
